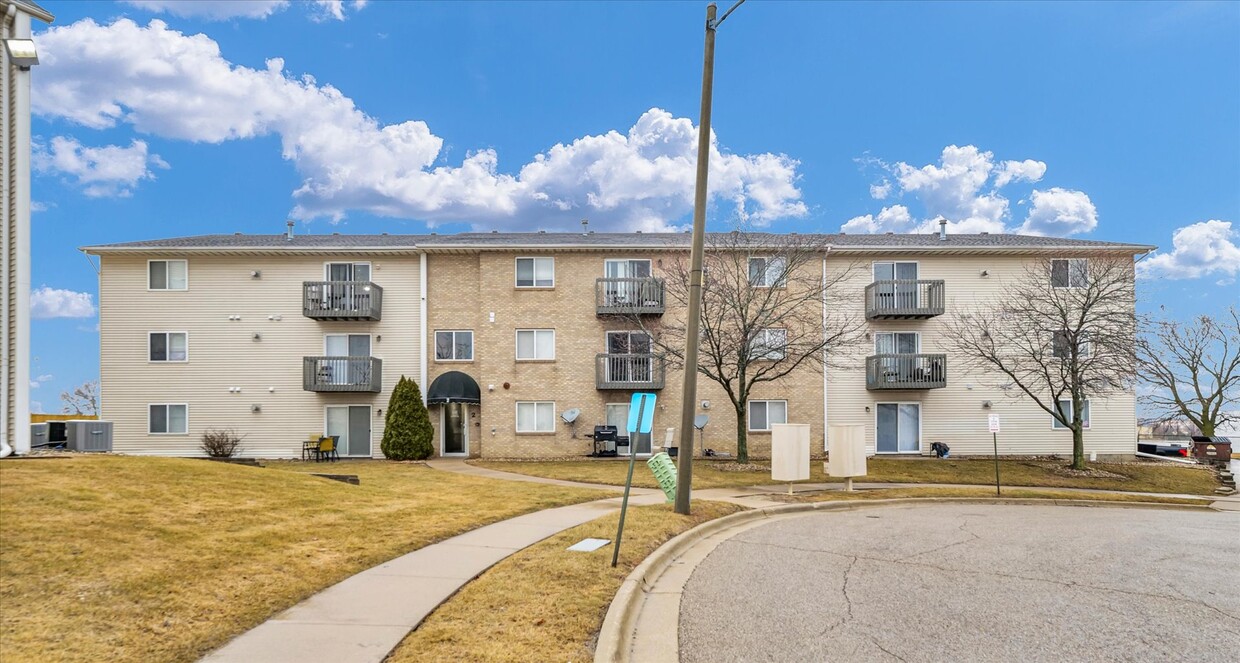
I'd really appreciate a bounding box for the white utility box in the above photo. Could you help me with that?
[827,424,867,485]
[771,423,811,483]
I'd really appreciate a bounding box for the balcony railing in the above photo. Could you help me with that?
[596,277,665,316]
[303,356,382,392]
[596,353,666,390]
[864,280,945,320]
[304,281,383,321]
[865,354,947,390]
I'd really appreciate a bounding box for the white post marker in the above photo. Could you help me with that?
[988,414,1001,496]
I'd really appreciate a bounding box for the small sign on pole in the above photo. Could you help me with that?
[988,414,1001,496]
[612,392,656,568]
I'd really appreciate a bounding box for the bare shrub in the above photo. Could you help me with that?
[200,428,244,458]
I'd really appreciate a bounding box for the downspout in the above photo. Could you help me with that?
[822,246,831,454]
[4,3,35,457]
[0,3,15,459]
[419,251,428,404]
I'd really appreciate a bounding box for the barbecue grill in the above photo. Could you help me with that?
[592,425,618,457]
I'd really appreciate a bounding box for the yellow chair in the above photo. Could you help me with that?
[303,434,324,461]
[316,436,339,463]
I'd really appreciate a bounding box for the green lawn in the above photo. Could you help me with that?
[0,456,606,663]
[472,457,1220,495]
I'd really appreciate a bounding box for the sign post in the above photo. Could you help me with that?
[612,393,657,567]
[988,414,1001,496]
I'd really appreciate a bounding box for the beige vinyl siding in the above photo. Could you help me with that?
[99,254,421,457]
[825,254,1137,457]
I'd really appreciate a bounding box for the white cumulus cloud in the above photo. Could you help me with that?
[1138,220,1240,280]
[1019,187,1098,236]
[844,145,1095,236]
[30,287,96,319]
[30,374,53,389]
[34,18,805,231]
[121,1,367,22]
[34,136,168,197]
[841,205,913,234]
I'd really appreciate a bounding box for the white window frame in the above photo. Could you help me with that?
[515,401,556,433]
[1051,258,1089,289]
[324,404,374,458]
[748,256,787,288]
[147,259,189,291]
[1052,329,1092,359]
[605,402,630,431]
[873,331,921,354]
[874,401,923,454]
[747,399,788,432]
[1053,398,1091,430]
[515,329,556,361]
[749,328,787,361]
[323,333,372,356]
[515,257,555,288]
[148,331,189,363]
[323,261,372,281]
[434,330,474,362]
[871,260,919,282]
[148,403,189,435]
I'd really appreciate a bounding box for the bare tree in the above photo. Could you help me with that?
[1137,307,1239,436]
[945,254,1138,470]
[60,380,99,416]
[623,231,864,463]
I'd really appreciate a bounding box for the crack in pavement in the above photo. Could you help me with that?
[869,635,908,662]
[894,515,982,562]
[817,555,858,637]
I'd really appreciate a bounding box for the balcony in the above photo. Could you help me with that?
[596,353,666,390]
[303,356,382,392]
[864,280,945,320]
[865,354,947,390]
[596,277,665,316]
[304,281,383,321]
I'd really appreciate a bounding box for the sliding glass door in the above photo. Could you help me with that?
[876,403,920,454]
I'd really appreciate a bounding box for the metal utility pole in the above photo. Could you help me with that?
[675,0,744,515]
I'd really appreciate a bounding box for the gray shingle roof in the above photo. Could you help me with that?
[82,231,1156,253]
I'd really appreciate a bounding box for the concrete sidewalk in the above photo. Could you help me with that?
[202,490,666,663]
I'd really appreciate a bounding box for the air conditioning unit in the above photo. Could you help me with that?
[65,421,114,453]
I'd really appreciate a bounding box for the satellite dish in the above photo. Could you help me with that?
[694,414,710,430]
[562,408,581,424]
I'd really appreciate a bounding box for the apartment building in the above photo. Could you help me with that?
[83,229,1153,460]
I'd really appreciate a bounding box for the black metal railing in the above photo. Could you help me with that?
[596,353,666,390]
[303,281,383,321]
[303,356,382,392]
[864,280,945,319]
[595,277,665,315]
[865,353,947,390]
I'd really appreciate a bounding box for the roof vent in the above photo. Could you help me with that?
[885,231,894,235]
[980,231,989,235]
[430,232,437,236]
[938,218,948,242]
[332,232,340,236]
[581,218,589,236]
[234,232,242,236]
[539,230,546,234]
[588,230,595,235]
[491,230,498,234]
[635,230,642,234]
[286,220,295,241]
[381,232,388,236]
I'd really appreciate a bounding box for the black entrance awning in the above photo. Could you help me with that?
[426,371,481,405]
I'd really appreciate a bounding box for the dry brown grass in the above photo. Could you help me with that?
[389,501,742,663]
[0,456,606,663]
[473,456,1220,494]
[778,485,1210,505]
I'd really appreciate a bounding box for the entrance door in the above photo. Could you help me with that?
[326,405,372,457]
[606,331,652,383]
[876,403,919,454]
[441,403,468,456]
[604,259,653,307]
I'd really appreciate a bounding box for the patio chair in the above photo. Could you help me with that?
[316,436,340,463]
[303,434,325,461]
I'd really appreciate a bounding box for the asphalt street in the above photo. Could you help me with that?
[679,503,1240,663]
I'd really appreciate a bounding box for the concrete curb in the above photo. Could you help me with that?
[592,497,1213,663]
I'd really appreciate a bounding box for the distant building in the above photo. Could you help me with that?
[1,0,53,457]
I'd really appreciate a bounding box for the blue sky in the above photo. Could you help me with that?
[27,0,1240,412]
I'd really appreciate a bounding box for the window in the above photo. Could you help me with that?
[606,403,630,431]
[148,260,188,290]
[872,262,920,310]
[149,332,187,362]
[516,257,554,288]
[749,328,787,361]
[435,330,474,361]
[149,404,188,434]
[325,262,371,282]
[748,400,788,432]
[1051,259,1088,288]
[1052,330,1091,359]
[1053,398,1091,429]
[516,401,555,433]
[748,256,786,287]
[516,329,555,360]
